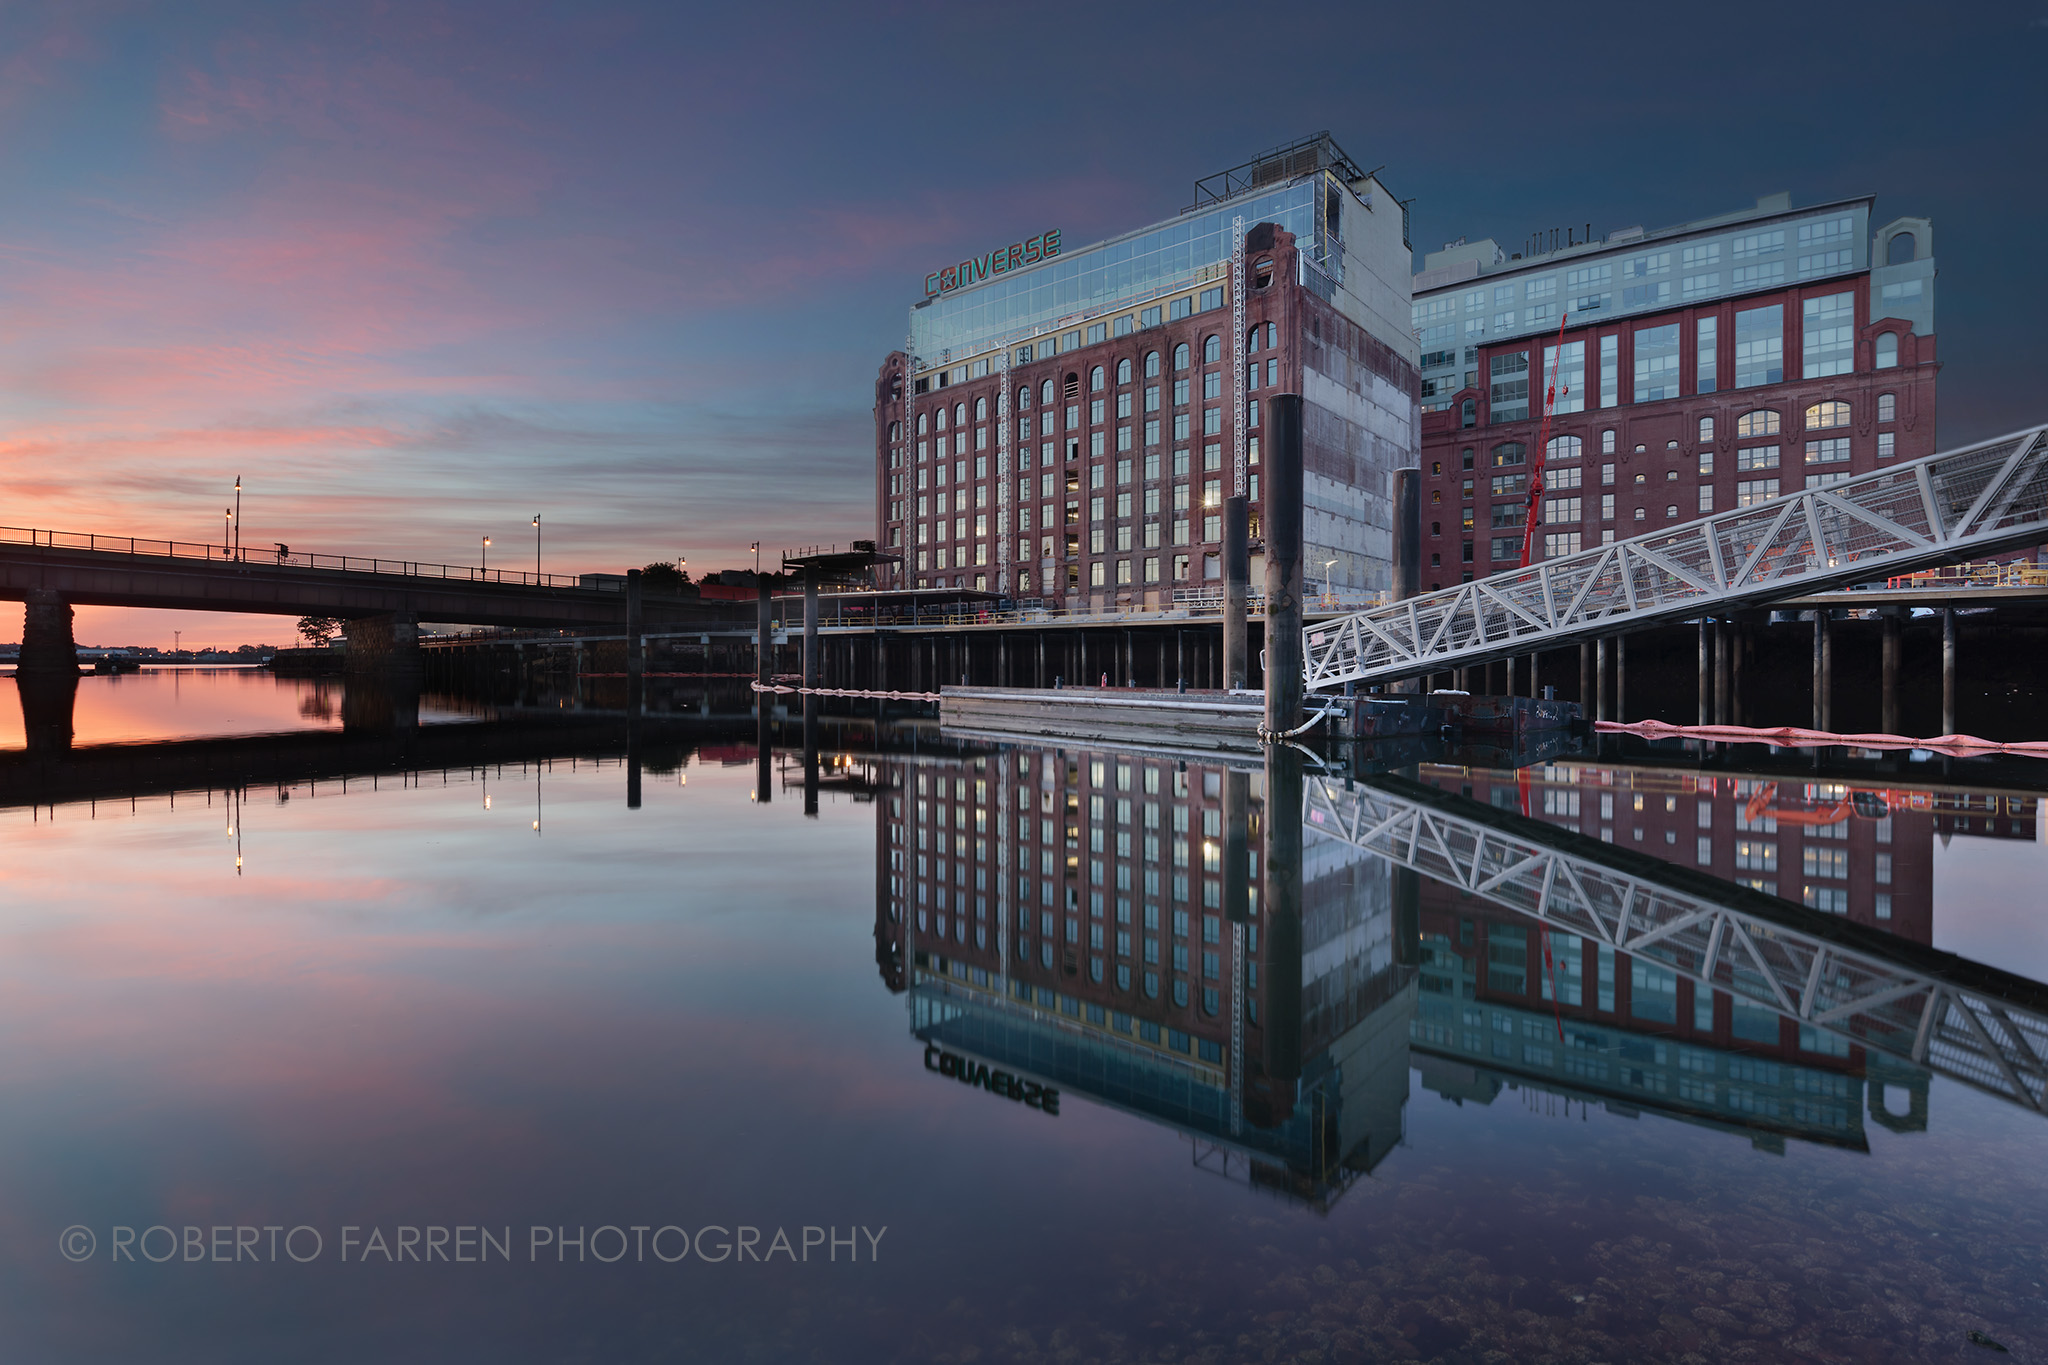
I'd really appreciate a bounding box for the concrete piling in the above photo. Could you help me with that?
[1262,394,1304,735]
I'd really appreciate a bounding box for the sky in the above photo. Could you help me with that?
[2,0,2044,647]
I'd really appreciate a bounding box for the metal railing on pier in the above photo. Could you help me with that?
[0,524,592,590]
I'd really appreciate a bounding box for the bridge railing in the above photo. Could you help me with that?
[0,525,595,590]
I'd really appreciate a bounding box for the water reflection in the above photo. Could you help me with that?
[871,732,2048,1201]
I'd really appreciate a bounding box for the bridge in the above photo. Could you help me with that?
[1306,423,2048,689]
[1303,770,2048,1118]
[0,525,746,677]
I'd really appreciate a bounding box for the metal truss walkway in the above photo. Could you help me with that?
[1303,773,2048,1118]
[1306,424,2048,688]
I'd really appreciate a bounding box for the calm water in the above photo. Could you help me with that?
[2,672,2046,1363]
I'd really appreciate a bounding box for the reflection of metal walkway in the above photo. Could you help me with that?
[1306,425,2048,687]
[1302,773,2048,1116]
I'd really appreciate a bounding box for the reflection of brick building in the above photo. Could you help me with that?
[874,743,1415,1206]
[1415,760,1958,944]
[1393,758,2038,1148]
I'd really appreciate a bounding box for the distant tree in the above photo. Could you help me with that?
[640,561,692,590]
[297,615,341,648]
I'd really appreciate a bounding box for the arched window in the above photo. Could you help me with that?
[1431,520,1442,535]
[888,421,900,441]
[1040,379,1055,404]
[1601,429,1616,454]
[1115,358,1131,384]
[1492,442,1526,467]
[1173,343,1190,371]
[1202,335,1221,363]
[1017,386,1031,410]
[1666,505,1679,519]
[1699,416,1715,443]
[1546,435,1582,462]
[1431,490,1442,505]
[1634,507,1647,520]
[935,408,947,430]
[1875,332,1899,369]
[1805,401,1850,430]
[1247,325,1261,354]
[1736,409,1781,438]
[1144,351,1160,377]
[974,397,986,421]
[1062,372,1079,401]
[1089,366,1105,391]
[1460,398,1476,428]
[954,402,966,426]
[1430,460,1442,475]
[1887,232,1916,266]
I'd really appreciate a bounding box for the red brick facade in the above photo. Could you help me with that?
[1417,277,1938,590]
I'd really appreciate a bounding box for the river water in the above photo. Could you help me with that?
[2,670,2045,1363]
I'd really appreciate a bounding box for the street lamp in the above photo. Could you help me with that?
[751,541,760,574]
[224,507,233,557]
[482,536,491,576]
[533,515,541,582]
[1322,558,1338,607]
[233,476,242,561]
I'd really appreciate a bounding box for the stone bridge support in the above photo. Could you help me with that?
[18,589,78,678]
[341,612,421,732]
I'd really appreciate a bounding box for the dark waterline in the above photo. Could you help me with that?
[1,671,2045,1363]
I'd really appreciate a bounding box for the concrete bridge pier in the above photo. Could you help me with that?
[17,670,79,755]
[341,612,421,732]
[18,589,78,678]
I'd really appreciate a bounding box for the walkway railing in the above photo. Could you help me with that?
[0,524,593,590]
[1305,424,2048,689]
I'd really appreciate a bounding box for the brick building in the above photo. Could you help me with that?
[1410,194,1936,590]
[872,133,1418,605]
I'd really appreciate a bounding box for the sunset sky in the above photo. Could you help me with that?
[3,1,2042,647]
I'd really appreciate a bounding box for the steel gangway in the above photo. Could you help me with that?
[1306,424,2048,689]
[1302,772,2048,1118]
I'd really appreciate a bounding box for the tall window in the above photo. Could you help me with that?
[1599,335,1619,408]
[1202,335,1221,363]
[1633,324,1680,402]
[1875,333,1899,369]
[1542,340,1585,414]
[1173,343,1190,371]
[1144,351,1160,377]
[1699,416,1715,443]
[1696,316,1718,394]
[1489,352,1530,423]
[1116,358,1131,384]
[1878,392,1896,422]
[1805,401,1851,430]
[1734,305,1783,387]
[1802,292,1855,378]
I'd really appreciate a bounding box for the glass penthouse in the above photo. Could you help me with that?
[872,134,1420,605]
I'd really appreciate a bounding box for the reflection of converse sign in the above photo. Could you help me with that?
[924,231,1060,297]
[923,1045,1060,1115]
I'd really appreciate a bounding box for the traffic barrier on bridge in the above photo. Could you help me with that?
[751,682,943,703]
[1594,718,2048,758]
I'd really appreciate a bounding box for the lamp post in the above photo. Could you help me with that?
[1323,557,1337,607]
[224,508,233,557]
[234,476,242,561]
[533,515,541,582]
[482,536,491,577]
[751,541,760,574]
